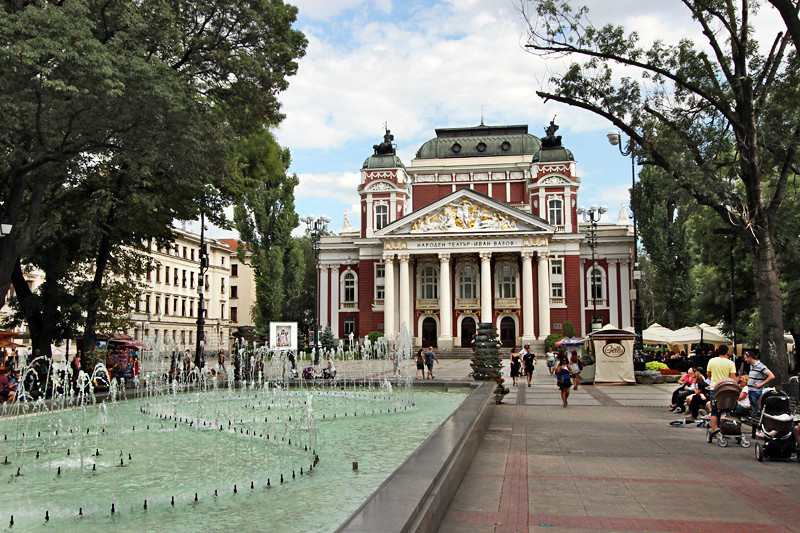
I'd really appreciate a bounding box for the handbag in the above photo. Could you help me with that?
[556,371,571,387]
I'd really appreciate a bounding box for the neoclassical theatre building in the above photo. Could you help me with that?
[317,123,635,351]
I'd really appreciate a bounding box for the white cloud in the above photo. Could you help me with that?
[296,171,362,204]
[291,0,391,20]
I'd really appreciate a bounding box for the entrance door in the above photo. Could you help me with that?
[422,317,437,347]
[461,317,476,348]
[500,317,516,348]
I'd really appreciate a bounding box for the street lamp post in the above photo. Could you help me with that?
[196,211,208,370]
[300,215,331,365]
[577,205,608,332]
[607,130,645,357]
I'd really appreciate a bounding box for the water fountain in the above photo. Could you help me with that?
[0,327,468,531]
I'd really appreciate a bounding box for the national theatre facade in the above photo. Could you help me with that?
[317,123,635,351]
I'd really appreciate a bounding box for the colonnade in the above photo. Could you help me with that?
[380,250,551,348]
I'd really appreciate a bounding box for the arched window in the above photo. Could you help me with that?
[458,265,477,299]
[590,268,604,300]
[375,204,389,230]
[420,266,438,299]
[343,272,357,302]
[497,265,517,298]
[548,198,563,226]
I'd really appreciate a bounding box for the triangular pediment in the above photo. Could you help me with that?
[376,189,554,237]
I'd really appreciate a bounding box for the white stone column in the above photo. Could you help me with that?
[398,253,411,335]
[620,259,632,329]
[521,250,536,345]
[438,253,453,349]
[319,265,330,328]
[608,259,619,328]
[383,253,395,340]
[536,252,551,339]
[579,259,587,336]
[480,251,492,323]
[330,265,340,338]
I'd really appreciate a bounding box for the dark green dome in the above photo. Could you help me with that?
[415,125,541,159]
[534,146,575,162]
[362,154,405,169]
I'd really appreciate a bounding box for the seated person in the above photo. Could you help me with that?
[684,368,710,420]
[0,366,17,403]
[734,375,751,417]
[669,367,695,412]
[323,354,336,379]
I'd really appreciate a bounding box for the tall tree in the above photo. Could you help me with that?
[233,129,301,330]
[636,165,695,329]
[521,0,800,383]
[0,0,307,303]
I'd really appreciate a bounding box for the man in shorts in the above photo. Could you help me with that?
[706,346,737,437]
[424,346,438,379]
[546,350,555,375]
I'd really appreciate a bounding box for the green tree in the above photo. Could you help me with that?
[233,129,301,330]
[0,0,307,303]
[562,320,576,338]
[635,165,695,329]
[521,0,800,383]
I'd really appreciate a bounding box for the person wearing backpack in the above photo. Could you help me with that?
[555,355,573,407]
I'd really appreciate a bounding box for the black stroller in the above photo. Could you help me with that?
[706,378,750,447]
[753,390,799,462]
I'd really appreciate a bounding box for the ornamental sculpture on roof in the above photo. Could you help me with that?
[411,199,517,233]
[373,128,396,155]
[541,117,562,148]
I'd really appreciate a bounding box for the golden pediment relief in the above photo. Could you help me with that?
[411,200,517,233]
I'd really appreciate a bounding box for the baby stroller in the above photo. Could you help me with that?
[302,366,315,380]
[753,390,799,462]
[706,378,750,447]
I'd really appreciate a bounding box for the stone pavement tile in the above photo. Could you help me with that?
[447,472,504,512]
[438,520,497,533]
[526,455,570,476]
[468,450,510,474]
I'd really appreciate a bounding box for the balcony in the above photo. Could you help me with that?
[550,297,565,306]
[415,298,439,310]
[340,301,358,310]
[455,298,480,310]
[494,297,520,309]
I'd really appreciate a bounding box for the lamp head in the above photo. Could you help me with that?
[320,216,332,223]
[599,205,609,214]
[607,129,621,146]
[299,216,307,223]
[0,224,11,236]
[576,206,585,215]
[589,204,598,213]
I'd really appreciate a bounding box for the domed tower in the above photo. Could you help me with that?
[529,119,580,233]
[358,129,411,238]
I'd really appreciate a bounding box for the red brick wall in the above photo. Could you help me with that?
[357,259,381,337]
[509,182,525,203]
[412,185,440,210]
[563,254,582,334]
[474,183,488,195]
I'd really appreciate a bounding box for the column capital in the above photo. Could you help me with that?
[398,253,410,263]
[438,252,451,263]
[330,264,340,272]
[382,252,395,263]
[520,250,535,260]
[536,251,549,263]
[479,251,492,261]
[319,264,330,272]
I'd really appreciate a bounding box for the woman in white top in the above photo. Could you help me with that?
[569,351,581,390]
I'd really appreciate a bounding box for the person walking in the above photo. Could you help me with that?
[706,346,737,437]
[509,347,522,386]
[424,346,439,379]
[415,349,425,379]
[218,349,227,375]
[546,349,556,375]
[522,345,535,387]
[555,355,572,407]
[570,351,582,390]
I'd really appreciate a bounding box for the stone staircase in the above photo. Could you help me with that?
[437,347,475,359]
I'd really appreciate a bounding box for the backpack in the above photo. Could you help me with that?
[556,369,571,387]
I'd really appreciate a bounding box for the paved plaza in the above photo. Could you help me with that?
[406,359,800,533]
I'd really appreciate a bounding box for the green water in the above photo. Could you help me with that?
[0,387,469,532]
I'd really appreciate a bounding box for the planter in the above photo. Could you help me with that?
[662,374,681,383]
[495,397,503,404]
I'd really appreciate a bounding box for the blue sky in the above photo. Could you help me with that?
[201,0,783,239]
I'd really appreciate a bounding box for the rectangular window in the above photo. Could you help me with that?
[155,296,161,314]
[174,270,179,286]
[174,297,178,314]
[135,299,141,312]
[145,295,151,313]
[182,270,187,288]
[181,330,186,344]
[230,307,238,322]
[181,300,186,317]
[221,304,225,320]
[230,286,238,299]
[183,246,187,259]
[231,264,238,277]
[146,269,151,281]
[221,257,225,266]
[221,278,226,295]
[191,249,195,261]
[156,266,161,283]
[550,259,564,299]
[344,317,355,336]
[375,204,389,230]
[375,264,385,300]
[164,266,169,284]
[190,272,194,289]
[189,331,193,345]
[189,300,194,317]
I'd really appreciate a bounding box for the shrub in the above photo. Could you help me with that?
[645,361,669,371]
[366,331,384,344]
[659,369,681,375]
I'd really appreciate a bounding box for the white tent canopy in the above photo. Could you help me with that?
[639,323,732,346]
[641,323,677,345]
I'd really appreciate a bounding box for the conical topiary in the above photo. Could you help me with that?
[470,322,503,381]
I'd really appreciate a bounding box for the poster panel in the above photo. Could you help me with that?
[593,338,636,383]
[269,322,298,351]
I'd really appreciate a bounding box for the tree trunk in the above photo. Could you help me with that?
[82,232,112,355]
[749,231,788,384]
[11,260,58,358]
